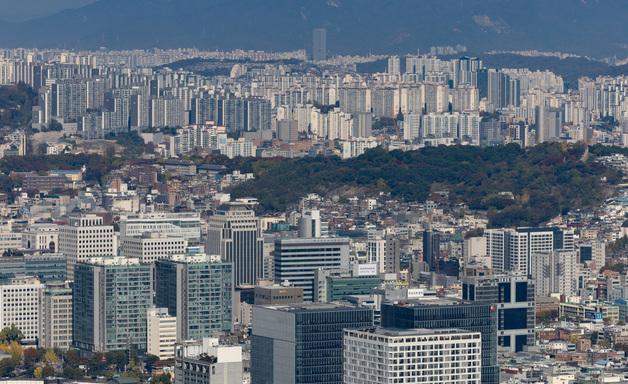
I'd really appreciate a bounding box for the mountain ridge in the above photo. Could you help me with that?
[0,0,626,57]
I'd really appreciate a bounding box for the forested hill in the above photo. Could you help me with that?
[230,143,620,227]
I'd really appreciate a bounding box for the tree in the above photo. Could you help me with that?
[43,350,59,365]
[106,350,127,371]
[33,367,44,378]
[0,325,24,343]
[0,357,18,377]
[144,354,159,372]
[63,349,80,368]
[41,365,55,378]
[153,373,172,384]
[62,366,84,380]
[46,119,63,132]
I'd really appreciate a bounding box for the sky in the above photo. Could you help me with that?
[0,0,96,22]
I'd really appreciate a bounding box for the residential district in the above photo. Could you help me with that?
[0,32,628,384]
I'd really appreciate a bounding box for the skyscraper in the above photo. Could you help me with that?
[422,230,441,271]
[59,214,115,281]
[207,202,264,286]
[155,253,233,340]
[344,328,482,384]
[39,281,73,350]
[73,257,152,353]
[484,227,574,275]
[312,28,327,61]
[274,237,350,301]
[251,304,373,384]
[0,277,43,342]
[381,299,498,384]
[462,273,535,352]
[530,250,578,298]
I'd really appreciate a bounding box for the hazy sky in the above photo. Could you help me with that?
[0,0,97,22]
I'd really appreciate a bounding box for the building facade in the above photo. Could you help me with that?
[73,257,152,352]
[381,300,498,384]
[207,203,264,286]
[155,254,233,340]
[344,327,482,384]
[251,304,373,384]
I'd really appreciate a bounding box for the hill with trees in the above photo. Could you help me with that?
[230,143,619,227]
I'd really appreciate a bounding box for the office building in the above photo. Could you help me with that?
[314,270,382,303]
[422,230,441,271]
[274,237,350,301]
[175,338,243,384]
[207,203,264,286]
[251,304,373,384]
[59,214,115,280]
[298,209,322,238]
[73,257,152,352]
[25,253,68,282]
[0,277,43,342]
[344,327,482,384]
[121,233,188,263]
[0,231,22,253]
[39,281,73,349]
[381,299,498,384]
[254,285,304,305]
[119,212,202,243]
[462,274,535,352]
[312,28,327,61]
[147,307,177,360]
[579,240,606,272]
[155,254,233,340]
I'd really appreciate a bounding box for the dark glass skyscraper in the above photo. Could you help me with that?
[312,28,327,61]
[462,274,535,352]
[381,300,499,384]
[155,254,233,340]
[251,304,373,384]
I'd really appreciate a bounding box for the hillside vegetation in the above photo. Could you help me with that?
[230,143,619,227]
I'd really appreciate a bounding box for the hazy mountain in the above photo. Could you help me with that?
[0,0,627,57]
[0,0,97,22]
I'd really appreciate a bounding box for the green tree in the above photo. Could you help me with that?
[0,325,24,343]
[62,366,84,379]
[153,373,172,384]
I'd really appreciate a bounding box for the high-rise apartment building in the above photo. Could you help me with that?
[274,237,350,301]
[530,250,578,298]
[73,257,152,352]
[344,328,482,384]
[251,304,373,384]
[484,227,574,275]
[155,253,233,340]
[207,203,264,286]
[59,214,115,281]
